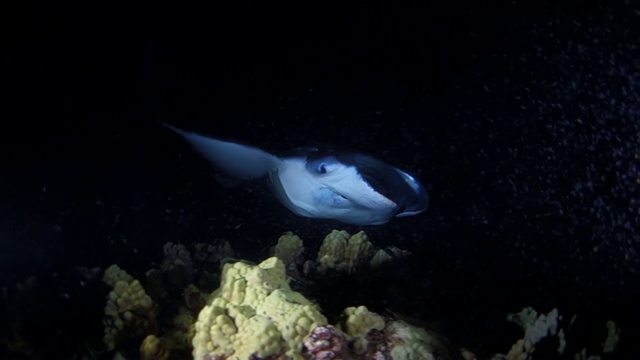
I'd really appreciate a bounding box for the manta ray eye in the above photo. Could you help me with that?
[306,157,338,175]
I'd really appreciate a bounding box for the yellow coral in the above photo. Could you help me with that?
[272,231,304,266]
[341,305,385,337]
[317,230,349,272]
[140,334,169,360]
[317,230,376,274]
[344,231,375,273]
[103,279,158,350]
[386,320,436,360]
[340,305,386,354]
[192,257,327,360]
[103,264,134,287]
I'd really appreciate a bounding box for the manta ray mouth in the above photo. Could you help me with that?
[328,187,383,210]
[333,191,348,200]
[322,187,354,207]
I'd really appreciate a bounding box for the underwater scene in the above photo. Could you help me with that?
[1,2,638,360]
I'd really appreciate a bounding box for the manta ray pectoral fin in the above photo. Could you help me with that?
[395,208,426,217]
[164,124,282,180]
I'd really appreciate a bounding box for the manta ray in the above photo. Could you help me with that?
[165,124,428,225]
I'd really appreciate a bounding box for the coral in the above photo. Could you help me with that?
[76,266,101,281]
[255,230,412,278]
[343,231,375,273]
[162,242,194,271]
[316,230,349,272]
[192,240,235,264]
[103,279,158,350]
[303,325,353,360]
[103,264,133,288]
[505,307,560,347]
[316,230,375,274]
[144,268,166,302]
[102,245,213,359]
[311,230,410,275]
[192,257,328,360]
[183,283,207,314]
[191,240,236,292]
[138,308,195,360]
[492,307,563,360]
[144,242,201,302]
[161,242,195,293]
[369,247,411,268]
[169,307,196,348]
[335,306,437,359]
[140,334,169,360]
[385,320,436,360]
[339,306,386,354]
[100,234,437,360]
[603,320,620,353]
[271,231,304,266]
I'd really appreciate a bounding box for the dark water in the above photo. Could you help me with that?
[1,1,638,359]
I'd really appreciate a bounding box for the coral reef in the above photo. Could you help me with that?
[487,307,621,360]
[96,232,623,360]
[192,256,440,360]
[101,239,221,359]
[3,230,624,360]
